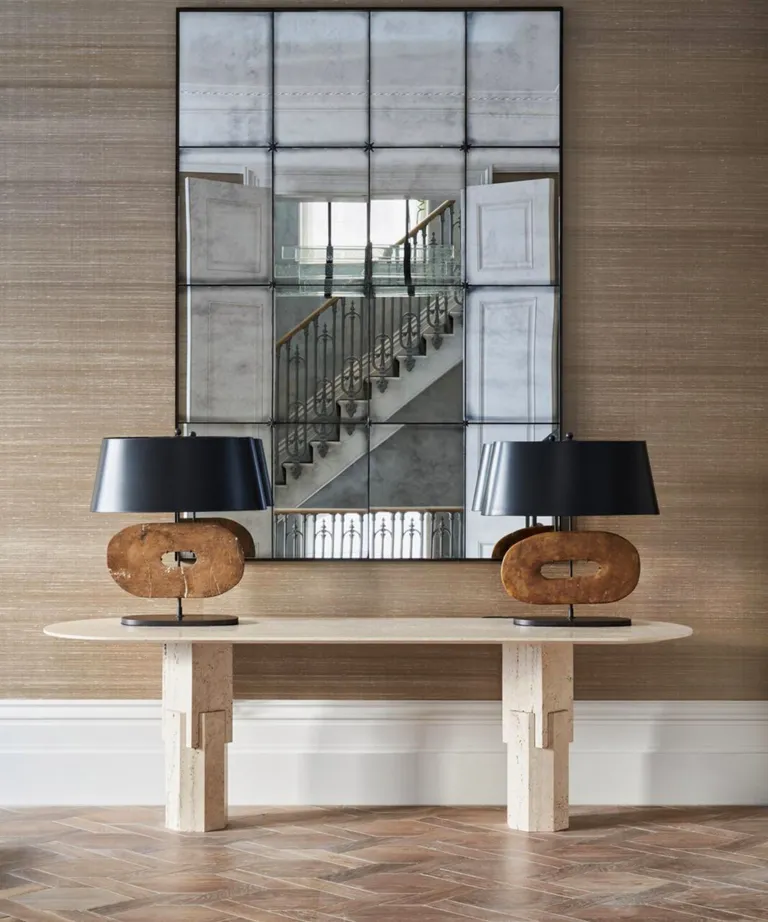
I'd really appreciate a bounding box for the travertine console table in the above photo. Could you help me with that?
[44,617,691,834]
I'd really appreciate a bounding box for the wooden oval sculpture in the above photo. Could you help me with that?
[500,530,640,605]
[200,517,256,559]
[107,522,245,599]
[491,524,553,560]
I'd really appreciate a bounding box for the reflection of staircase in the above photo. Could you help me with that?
[274,292,463,508]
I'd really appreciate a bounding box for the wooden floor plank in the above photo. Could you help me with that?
[0,807,767,920]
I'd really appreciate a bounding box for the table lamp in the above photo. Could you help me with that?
[91,435,272,627]
[472,434,659,627]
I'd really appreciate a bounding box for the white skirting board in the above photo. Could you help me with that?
[1,700,767,807]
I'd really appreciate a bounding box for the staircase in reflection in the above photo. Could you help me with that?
[273,199,464,557]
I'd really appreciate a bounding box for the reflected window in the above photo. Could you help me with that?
[299,200,424,256]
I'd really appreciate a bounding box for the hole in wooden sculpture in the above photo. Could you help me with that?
[540,559,599,579]
[161,551,197,568]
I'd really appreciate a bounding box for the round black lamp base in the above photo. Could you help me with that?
[511,615,632,628]
[120,615,240,627]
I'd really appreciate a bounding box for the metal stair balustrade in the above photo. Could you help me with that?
[275,200,459,288]
[274,199,462,488]
[274,294,367,480]
[274,507,464,560]
[274,289,463,485]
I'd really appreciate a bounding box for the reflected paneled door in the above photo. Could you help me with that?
[184,288,272,424]
[465,179,557,286]
[184,178,271,285]
[465,288,557,424]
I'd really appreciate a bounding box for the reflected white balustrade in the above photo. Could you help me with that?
[274,508,463,559]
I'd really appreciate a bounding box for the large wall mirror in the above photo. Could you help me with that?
[177,8,562,561]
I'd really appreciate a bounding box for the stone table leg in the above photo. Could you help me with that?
[162,642,233,832]
[502,643,574,832]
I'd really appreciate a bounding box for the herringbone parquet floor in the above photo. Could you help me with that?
[1,806,768,921]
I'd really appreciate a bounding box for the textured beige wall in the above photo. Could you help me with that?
[0,0,766,700]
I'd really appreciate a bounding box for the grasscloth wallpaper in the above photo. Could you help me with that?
[0,0,766,700]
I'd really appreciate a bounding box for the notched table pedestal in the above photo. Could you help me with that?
[162,642,233,832]
[44,617,692,834]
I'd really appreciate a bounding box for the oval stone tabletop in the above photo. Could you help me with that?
[45,617,692,645]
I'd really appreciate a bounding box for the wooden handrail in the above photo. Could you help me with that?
[275,296,340,349]
[391,199,455,248]
[275,199,456,350]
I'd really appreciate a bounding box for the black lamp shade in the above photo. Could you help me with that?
[91,436,273,513]
[472,439,659,517]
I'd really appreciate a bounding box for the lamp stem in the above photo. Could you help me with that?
[174,507,183,623]
[554,515,577,622]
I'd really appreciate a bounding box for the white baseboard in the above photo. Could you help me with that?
[1,700,767,807]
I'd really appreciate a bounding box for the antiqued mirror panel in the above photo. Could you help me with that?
[178,12,272,146]
[369,288,464,424]
[274,11,369,146]
[465,423,556,559]
[178,8,563,560]
[464,287,558,424]
[370,148,464,290]
[467,10,560,146]
[274,421,370,558]
[273,149,369,288]
[369,424,465,559]
[178,286,273,424]
[370,12,465,147]
[180,422,274,559]
[178,148,271,285]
